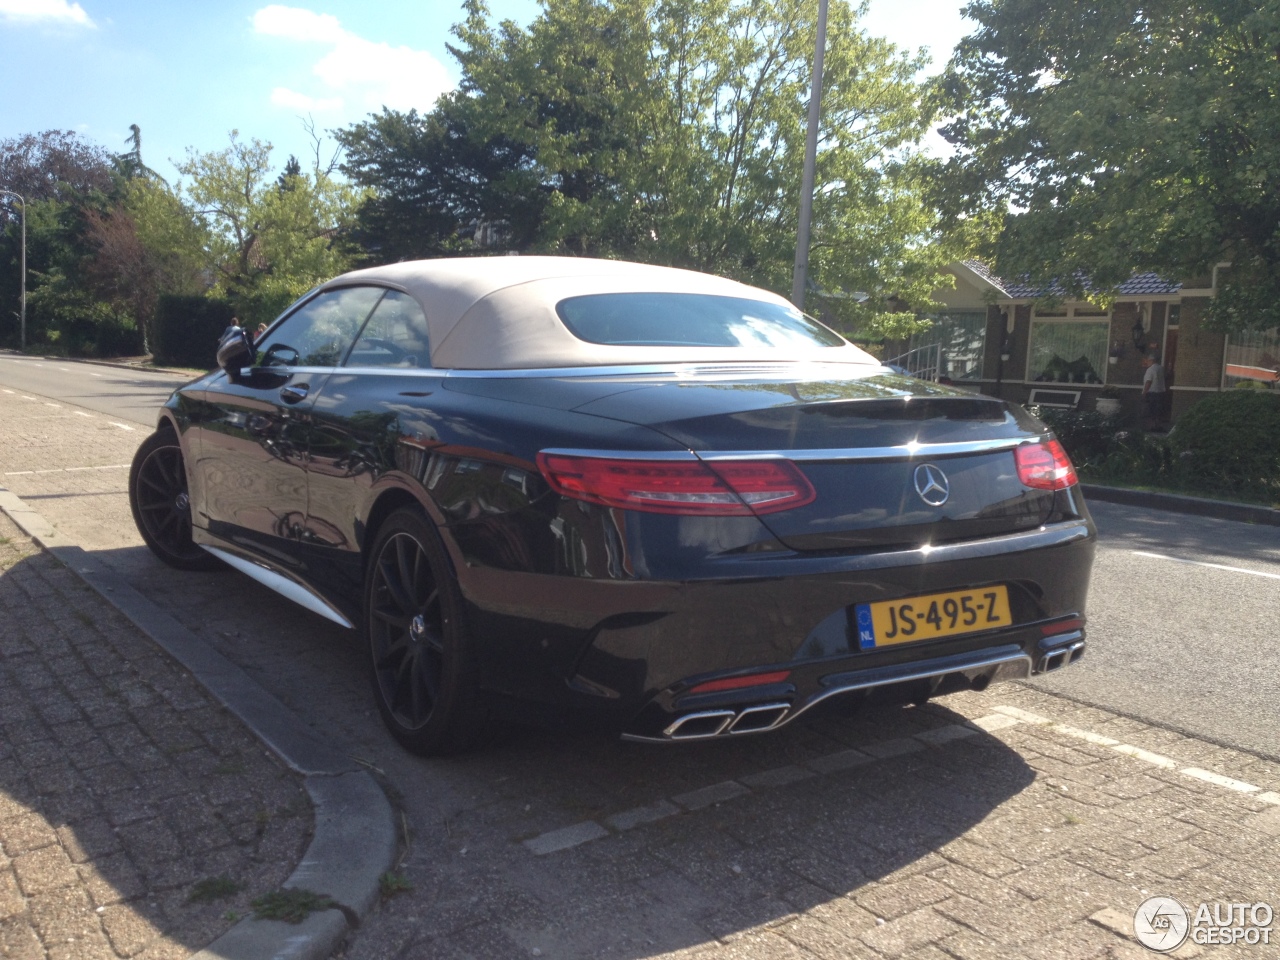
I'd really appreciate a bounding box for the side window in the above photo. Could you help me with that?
[256,287,385,368]
[346,290,431,368]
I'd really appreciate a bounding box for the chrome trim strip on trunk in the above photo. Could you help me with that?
[697,437,1031,462]
[541,436,1035,465]
[199,545,355,629]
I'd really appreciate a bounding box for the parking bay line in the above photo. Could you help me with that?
[3,465,130,477]
[991,705,1278,801]
[523,718,987,856]
[1132,550,1280,581]
[522,707,1280,857]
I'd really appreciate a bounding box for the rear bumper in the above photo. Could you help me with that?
[620,624,1086,742]
[467,517,1095,736]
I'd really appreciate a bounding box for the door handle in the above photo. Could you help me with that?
[280,383,309,404]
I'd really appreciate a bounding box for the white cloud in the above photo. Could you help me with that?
[271,86,343,113]
[253,5,342,44]
[0,0,94,26]
[252,5,451,115]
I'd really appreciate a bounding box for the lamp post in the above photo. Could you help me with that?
[0,189,26,351]
[791,0,829,309]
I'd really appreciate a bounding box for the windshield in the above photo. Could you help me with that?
[556,293,847,350]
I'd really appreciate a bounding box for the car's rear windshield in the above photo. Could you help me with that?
[555,293,847,349]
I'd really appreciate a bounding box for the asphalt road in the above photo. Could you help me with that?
[0,352,195,426]
[1,354,1276,760]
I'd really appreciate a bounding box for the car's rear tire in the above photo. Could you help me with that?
[129,429,221,571]
[365,506,489,756]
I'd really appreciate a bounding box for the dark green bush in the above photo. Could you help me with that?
[1168,390,1280,501]
[1035,409,1116,467]
[153,295,235,368]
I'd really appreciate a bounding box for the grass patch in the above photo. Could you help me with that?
[379,871,414,899]
[186,875,242,904]
[251,888,336,924]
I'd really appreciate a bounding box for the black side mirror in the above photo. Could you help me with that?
[216,326,254,381]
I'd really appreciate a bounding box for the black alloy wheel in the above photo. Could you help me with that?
[365,507,485,755]
[129,430,220,571]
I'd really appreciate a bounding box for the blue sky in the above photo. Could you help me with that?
[0,0,973,185]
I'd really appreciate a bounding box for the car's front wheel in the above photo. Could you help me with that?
[365,507,488,756]
[129,429,220,570]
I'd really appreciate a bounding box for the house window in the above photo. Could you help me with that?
[1223,327,1279,388]
[1028,307,1111,384]
[908,310,988,380]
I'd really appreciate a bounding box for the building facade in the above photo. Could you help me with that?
[889,261,1278,423]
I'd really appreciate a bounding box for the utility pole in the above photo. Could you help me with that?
[0,189,26,351]
[791,0,828,310]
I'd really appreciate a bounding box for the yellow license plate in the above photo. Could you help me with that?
[853,586,1011,649]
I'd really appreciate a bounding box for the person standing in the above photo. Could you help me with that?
[1141,353,1167,430]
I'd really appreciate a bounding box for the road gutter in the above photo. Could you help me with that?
[0,483,397,960]
[1081,482,1280,526]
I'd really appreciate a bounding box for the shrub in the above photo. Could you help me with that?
[152,295,235,368]
[1035,409,1116,467]
[1169,391,1280,501]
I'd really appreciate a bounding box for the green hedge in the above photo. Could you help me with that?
[1040,391,1280,505]
[152,295,236,368]
[1169,390,1280,500]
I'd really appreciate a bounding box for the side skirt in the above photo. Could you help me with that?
[200,544,355,630]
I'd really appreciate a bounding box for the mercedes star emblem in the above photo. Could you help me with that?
[913,463,950,507]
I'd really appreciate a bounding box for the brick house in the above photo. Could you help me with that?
[887,260,1278,423]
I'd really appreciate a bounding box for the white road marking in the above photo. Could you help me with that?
[3,465,129,476]
[1,388,12,394]
[90,373,102,378]
[1112,743,1177,769]
[521,707,1280,858]
[1180,768,1260,793]
[1133,550,1280,581]
[107,422,135,431]
[44,402,60,408]
[74,411,92,418]
[20,395,35,400]
[992,705,1268,796]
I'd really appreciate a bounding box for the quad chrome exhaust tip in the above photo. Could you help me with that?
[1037,639,1085,673]
[662,702,791,740]
[624,647,1044,744]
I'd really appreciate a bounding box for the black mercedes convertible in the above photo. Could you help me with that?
[129,257,1095,755]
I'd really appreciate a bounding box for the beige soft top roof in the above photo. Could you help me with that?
[326,257,877,370]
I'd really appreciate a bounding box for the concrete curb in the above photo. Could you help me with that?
[1081,482,1280,526]
[0,484,398,960]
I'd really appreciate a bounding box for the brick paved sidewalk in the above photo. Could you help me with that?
[0,513,310,960]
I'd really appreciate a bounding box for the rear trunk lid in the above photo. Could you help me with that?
[569,368,1054,551]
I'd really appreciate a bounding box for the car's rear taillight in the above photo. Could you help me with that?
[1015,439,1078,490]
[536,453,815,515]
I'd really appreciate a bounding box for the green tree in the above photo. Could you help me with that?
[0,130,134,352]
[340,0,965,337]
[936,0,1280,330]
[177,132,362,325]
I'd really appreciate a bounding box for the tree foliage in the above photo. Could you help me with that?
[339,0,966,337]
[176,132,363,325]
[936,0,1280,330]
